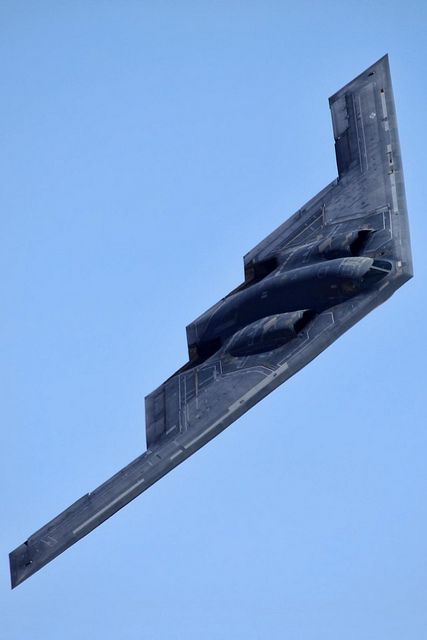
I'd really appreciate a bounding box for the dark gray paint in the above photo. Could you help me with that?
[9,55,412,588]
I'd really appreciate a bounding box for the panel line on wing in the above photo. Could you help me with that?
[72,478,146,535]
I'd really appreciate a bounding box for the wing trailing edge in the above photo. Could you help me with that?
[10,55,412,588]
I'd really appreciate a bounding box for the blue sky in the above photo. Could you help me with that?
[1,2,426,638]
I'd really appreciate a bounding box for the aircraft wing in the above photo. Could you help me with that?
[243,54,411,274]
[10,54,412,589]
[146,54,412,451]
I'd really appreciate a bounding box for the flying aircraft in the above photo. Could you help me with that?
[10,54,412,588]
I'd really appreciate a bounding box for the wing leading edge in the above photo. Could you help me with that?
[147,54,412,449]
[10,55,412,588]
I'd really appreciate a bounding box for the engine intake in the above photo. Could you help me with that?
[226,310,314,357]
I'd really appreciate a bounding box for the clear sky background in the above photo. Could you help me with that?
[1,2,426,639]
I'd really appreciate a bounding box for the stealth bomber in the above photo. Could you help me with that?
[10,54,412,588]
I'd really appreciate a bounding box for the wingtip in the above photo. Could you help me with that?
[329,54,391,105]
[9,549,20,590]
[9,542,34,590]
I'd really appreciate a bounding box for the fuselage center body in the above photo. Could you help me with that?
[196,256,390,351]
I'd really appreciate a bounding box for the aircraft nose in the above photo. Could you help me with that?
[338,257,392,293]
[339,256,374,279]
[361,259,393,286]
[339,257,392,282]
